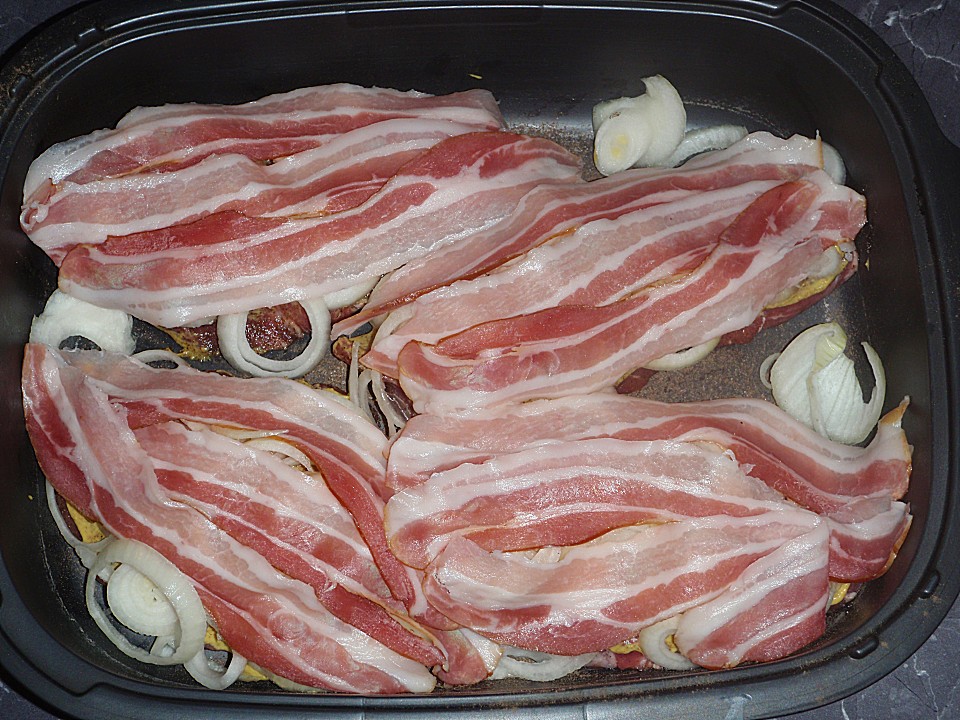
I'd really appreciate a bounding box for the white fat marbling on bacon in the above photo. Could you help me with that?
[57,132,581,327]
[22,84,503,202]
[25,118,496,265]
[397,172,865,413]
[338,131,827,336]
[363,177,786,376]
[421,511,826,657]
[385,393,911,583]
[46,347,439,619]
[385,437,791,569]
[673,521,830,667]
[135,420,445,668]
[21,343,436,693]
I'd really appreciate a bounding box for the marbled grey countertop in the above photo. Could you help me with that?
[0,1,957,718]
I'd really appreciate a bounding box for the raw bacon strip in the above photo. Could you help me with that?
[398,173,866,413]
[673,521,830,668]
[388,394,910,503]
[26,118,492,264]
[385,393,911,582]
[385,437,791,569]
[136,421,445,668]
[422,511,826,657]
[337,131,826,335]
[49,347,445,628]
[363,177,785,376]
[22,84,503,201]
[58,132,582,327]
[21,344,436,693]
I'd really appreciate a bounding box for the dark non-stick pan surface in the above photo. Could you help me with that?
[0,2,958,719]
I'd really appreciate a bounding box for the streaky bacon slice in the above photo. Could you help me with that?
[135,420,444,668]
[672,520,830,668]
[336,131,827,336]
[397,172,866,413]
[362,176,788,376]
[47,346,441,624]
[384,437,791,570]
[421,511,828,658]
[25,118,496,265]
[57,131,582,327]
[385,393,911,582]
[22,84,503,204]
[21,343,436,693]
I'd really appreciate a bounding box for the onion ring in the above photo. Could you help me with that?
[217,298,330,378]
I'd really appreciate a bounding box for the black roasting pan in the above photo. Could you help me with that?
[0,1,958,718]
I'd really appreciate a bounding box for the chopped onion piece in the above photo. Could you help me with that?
[371,370,407,436]
[491,647,598,681]
[592,75,686,175]
[665,124,748,167]
[30,290,135,354]
[106,563,179,637]
[820,140,846,185]
[184,646,247,690]
[45,480,110,569]
[244,436,315,471]
[767,322,886,444]
[216,297,330,378]
[637,616,697,671]
[192,422,284,442]
[86,538,206,666]
[132,348,189,368]
[643,337,720,371]
[323,277,377,310]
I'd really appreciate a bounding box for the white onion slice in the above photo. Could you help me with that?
[759,352,780,390]
[30,290,135,354]
[216,297,330,378]
[45,480,110,569]
[636,616,697,671]
[184,646,247,690]
[643,337,720,371]
[86,538,206,666]
[189,422,283,442]
[767,322,885,444]
[348,340,364,413]
[592,75,686,175]
[491,647,597,681]
[132,348,189,368]
[593,104,653,175]
[820,140,846,185]
[665,124,748,167]
[106,563,179,637]
[323,277,377,310]
[371,370,407,436]
[243,437,315,471]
